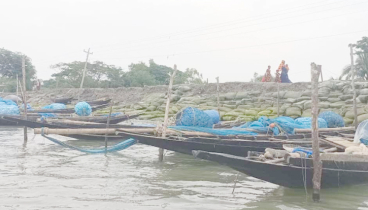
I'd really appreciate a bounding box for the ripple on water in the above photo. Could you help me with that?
[0,127,368,209]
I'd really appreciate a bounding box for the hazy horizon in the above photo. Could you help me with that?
[1,0,367,83]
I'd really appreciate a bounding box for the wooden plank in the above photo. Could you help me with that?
[34,128,117,135]
[295,127,355,133]
[323,136,359,149]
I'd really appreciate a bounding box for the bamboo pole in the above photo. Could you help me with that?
[277,83,280,117]
[311,62,322,202]
[22,56,28,144]
[105,102,113,154]
[349,44,358,129]
[159,64,177,162]
[216,77,220,116]
[16,74,19,104]
[294,126,355,133]
[34,128,117,135]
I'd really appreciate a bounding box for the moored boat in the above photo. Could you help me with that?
[192,150,368,188]
[51,97,74,104]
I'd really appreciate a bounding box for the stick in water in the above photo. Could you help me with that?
[105,102,113,154]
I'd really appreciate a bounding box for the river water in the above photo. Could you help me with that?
[1,127,368,210]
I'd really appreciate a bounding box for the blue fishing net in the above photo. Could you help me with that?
[103,112,123,117]
[169,126,258,136]
[0,104,20,115]
[272,116,327,134]
[43,103,67,110]
[236,116,279,135]
[75,102,92,116]
[0,98,20,115]
[20,103,34,111]
[203,110,220,124]
[2,99,17,106]
[237,116,328,135]
[39,113,57,118]
[318,111,345,128]
[294,117,328,128]
[175,107,213,128]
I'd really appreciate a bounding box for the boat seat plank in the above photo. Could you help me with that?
[323,136,359,149]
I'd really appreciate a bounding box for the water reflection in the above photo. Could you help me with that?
[0,127,367,209]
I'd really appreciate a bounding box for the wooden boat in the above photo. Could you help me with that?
[86,98,111,106]
[114,130,318,156]
[1,116,146,129]
[51,97,73,104]
[57,114,139,124]
[0,113,138,126]
[193,150,368,188]
[26,104,108,114]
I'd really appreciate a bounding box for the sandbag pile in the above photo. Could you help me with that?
[119,81,368,124]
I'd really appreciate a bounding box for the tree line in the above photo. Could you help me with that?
[0,47,205,91]
[43,59,204,88]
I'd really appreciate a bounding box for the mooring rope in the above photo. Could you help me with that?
[40,128,137,154]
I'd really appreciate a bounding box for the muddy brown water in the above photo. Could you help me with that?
[1,127,368,210]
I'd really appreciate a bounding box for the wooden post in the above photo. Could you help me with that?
[216,77,220,116]
[277,83,280,117]
[320,68,324,82]
[79,48,93,89]
[159,65,177,162]
[105,102,113,154]
[311,62,322,202]
[16,74,19,104]
[22,56,28,144]
[350,44,358,129]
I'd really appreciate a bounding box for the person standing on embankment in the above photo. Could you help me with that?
[262,66,272,82]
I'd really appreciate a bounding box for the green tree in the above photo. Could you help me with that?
[0,48,37,91]
[45,61,125,88]
[44,59,204,88]
[340,37,368,80]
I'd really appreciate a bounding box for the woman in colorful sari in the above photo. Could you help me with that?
[281,64,292,83]
[262,65,272,82]
[275,60,284,83]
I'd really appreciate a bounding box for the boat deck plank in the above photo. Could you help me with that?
[323,136,358,149]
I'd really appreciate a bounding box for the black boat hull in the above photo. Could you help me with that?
[117,131,314,156]
[193,150,368,188]
[1,116,146,129]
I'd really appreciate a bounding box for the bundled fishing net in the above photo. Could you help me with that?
[170,126,258,136]
[103,112,123,117]
[203,110,220,124]
[20,103,33,111]
[272,116,327,134]
[236,116,279,135]
[75,102,92,116]
[175,107,213,128]
[294,117,328,128]
[42,103,67,110]
[318,111,345,128]
[0,98,20,115]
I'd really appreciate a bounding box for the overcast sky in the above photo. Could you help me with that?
[1,0,367,83]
